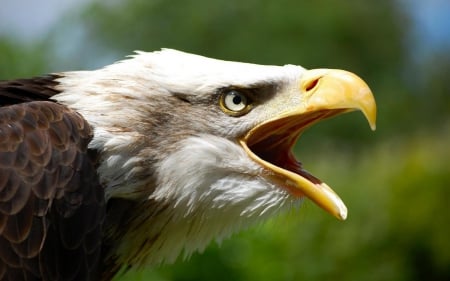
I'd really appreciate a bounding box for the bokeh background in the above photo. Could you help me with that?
[1,0,449,280]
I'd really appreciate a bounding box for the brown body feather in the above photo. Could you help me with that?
[0,76,61,106]
[0,79,106,280]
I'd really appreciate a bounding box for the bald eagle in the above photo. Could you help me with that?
[0,49,376,280]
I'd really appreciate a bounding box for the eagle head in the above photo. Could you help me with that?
[52,49,376,267]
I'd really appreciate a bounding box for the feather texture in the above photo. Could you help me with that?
[0,75,60,106]
[0,101,105,281]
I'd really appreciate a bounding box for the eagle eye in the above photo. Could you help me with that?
[220,90,251,116]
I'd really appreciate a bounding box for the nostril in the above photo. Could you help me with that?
[304,78,319,92]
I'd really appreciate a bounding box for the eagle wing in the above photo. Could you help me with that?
[0,80,105,280]
[0,76,61,106]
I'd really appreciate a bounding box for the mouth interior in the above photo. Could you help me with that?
[244,110,346,193]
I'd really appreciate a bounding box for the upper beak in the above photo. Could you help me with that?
[300,69,376,130]
[241,69,376,220]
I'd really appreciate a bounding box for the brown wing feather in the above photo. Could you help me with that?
[0,101,105,281]
[0,75,61,106]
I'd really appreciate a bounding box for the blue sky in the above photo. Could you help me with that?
[0,0,90,41]
[404,0,450,52]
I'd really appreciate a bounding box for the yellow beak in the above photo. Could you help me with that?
[300,69,376,130]
[241,69,376,220]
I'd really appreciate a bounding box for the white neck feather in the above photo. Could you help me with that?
[115,135,299,265]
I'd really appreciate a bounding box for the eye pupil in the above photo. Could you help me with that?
[232,95,242,105]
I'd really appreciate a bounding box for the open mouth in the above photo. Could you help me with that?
[246,110,346,186]
[239,68,377,220]
[240,109,350,219]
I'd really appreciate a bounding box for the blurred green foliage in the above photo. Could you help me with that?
[0,39,51,79]
[1,0,449,280]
